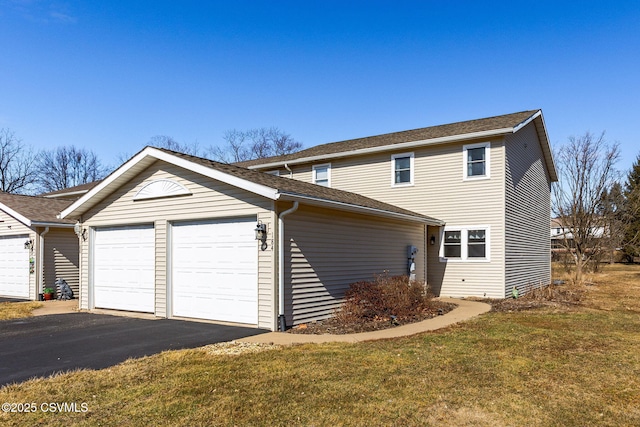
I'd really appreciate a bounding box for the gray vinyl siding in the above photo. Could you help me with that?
[0,213,37,300]
[504,122,552,295]
[42,228,79,296]
[285,139,507,298]
[80,160,275,329]
[283,203,426,326]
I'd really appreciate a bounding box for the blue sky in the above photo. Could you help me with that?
[1,1,639,175]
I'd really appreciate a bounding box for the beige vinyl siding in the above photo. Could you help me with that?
[283,203,426,326]
[42,228,79,296]
[286,140,506,298]
[155,220,168,317]
[504,122,552,295]
[257,209,277,330]
[80,160,275,329]
[0,213,37,300]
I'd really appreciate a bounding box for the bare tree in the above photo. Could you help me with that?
[117,135,202,163]
[36,145,110,193]
[553,131,620,283]
[0,128,38,194]
[210,127,302,163]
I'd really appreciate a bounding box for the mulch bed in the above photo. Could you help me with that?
[287,300,457,335]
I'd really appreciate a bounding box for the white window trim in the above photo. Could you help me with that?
[463,142,490,181]
[391,152,415,187]
[312,163,331,187]
[439,225,491,262]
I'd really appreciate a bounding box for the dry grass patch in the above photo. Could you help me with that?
[0,301,42,320]
[1,264,639,426]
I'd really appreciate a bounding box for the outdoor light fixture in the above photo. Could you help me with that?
[24,239,34,250]
[255,221,268,251]
[430,235,436,245]
[74,221,87,242]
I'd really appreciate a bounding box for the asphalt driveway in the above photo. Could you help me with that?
[0,313,266,386]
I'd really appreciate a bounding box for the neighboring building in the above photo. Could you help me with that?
[240,109,557,299]
[550,217,607,260]
[40,181,102,201]
[0,193,79,300]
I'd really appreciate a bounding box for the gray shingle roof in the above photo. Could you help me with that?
[237,110,540,167]
[0,192,75,225]
[157,148,443,224]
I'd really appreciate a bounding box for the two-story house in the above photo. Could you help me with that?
[58,109,556,331]
[240,109,557,299]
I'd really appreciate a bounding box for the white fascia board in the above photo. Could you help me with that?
[248,128,514,170]
[0,202,31,227]
[60,147,279,219]
[42,190,88,199]
[278,192,445,226]
[512,110,541,133]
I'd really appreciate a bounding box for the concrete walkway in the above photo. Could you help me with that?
[239,298,491,345]
[27,297,491,345]
[31,299,78,316]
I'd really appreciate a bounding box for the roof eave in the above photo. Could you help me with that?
[60,147,280,219]
[278,192,444,226]
[248,127,514,170]
[0,202,32,227]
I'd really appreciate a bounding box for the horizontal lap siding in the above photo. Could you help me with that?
[0,214,36,300]
[284,204,425,325]
[290,140,506,298]
[504,123,551,295]
[81,161,275,328]
[43,228,79,296]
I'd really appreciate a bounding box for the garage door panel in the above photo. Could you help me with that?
[0,235,30,298]
[93,225,155,313]
[172,218,258,324]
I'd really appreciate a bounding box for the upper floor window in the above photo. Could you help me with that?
[313,163,331,187]
[391,153,414,187]
[463,142,490,180]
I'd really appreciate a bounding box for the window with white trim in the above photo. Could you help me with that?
[463,142,490,180]
[440,226,490,261]
[391,153,414,186]
[313,163,331,187]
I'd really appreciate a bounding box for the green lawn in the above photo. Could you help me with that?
[1,264,639,426]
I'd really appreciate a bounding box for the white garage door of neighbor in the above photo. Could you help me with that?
[93,225,155,313]
[0,235,30,299]
[172,218,258,324]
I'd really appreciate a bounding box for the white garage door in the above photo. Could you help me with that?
[0,235,30,299]
[172,218,258,324]
[93,225,155,313]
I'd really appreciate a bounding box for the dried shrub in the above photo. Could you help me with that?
[335,274,432,323]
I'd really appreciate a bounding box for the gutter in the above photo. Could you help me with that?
[38,227,50,297]
[277,201,299,331]
[248,128,514,170]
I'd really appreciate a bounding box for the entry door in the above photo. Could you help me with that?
[172,218,258,324]
[0,235,30,298]
[93,225,155,312]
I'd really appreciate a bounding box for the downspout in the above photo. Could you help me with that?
[278,201,299,331]
[39,227,50,298]
[284,163,293,179]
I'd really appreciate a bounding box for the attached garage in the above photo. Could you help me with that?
[93,225,155,312]
[60,147,442,330]
[171,217,258,324]
[0,235,30,299]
